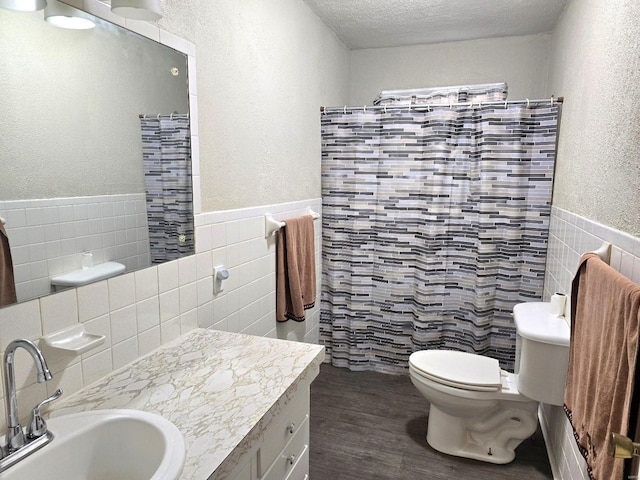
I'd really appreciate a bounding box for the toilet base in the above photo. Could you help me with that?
[425,402,538,464]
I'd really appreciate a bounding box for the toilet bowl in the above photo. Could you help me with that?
[409,350,538,463]
[409,302,570,464]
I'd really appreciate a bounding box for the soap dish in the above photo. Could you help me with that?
[42,324,106,355]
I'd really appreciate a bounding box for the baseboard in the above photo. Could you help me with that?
[538,405,562,480]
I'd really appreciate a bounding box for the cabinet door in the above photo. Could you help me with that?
[229,456,254,480]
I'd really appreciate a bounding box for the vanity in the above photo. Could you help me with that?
[47,329,325,479]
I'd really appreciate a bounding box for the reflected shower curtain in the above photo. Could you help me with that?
[320,103,558,373]
[140,114,194,263]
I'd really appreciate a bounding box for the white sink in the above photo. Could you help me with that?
[3,409,185,480]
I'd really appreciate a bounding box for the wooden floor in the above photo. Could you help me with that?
[309,364,553,480]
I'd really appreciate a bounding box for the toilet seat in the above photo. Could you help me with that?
[409,350,502,392]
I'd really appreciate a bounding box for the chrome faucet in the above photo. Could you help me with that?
[3,339,53,453]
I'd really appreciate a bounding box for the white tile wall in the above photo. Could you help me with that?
[544,207,640,301]
[540,206,640,480]
[0,197,322,433]
[0,194,150,303]
[194,198,323,343]
[0,255,202,431]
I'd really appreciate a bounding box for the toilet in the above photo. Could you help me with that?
[409,302,570,464]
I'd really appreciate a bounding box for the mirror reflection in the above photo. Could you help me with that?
[0,6,193,306]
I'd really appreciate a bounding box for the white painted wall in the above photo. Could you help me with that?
[547,0,640,237]
[162,0,350,212]
[349,34,552,105]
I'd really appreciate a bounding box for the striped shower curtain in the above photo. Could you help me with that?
[320,102,559,373]
[140,114,194,263]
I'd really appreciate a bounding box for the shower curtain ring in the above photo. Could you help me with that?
[363,105,367,112]
[526,99,530,108]
[344,106,347,114]
[550,96,554,106]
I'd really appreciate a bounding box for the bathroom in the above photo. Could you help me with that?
[1,0,639,479]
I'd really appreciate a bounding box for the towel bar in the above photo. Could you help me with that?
[264,207,319,237]
[592,242,611,264]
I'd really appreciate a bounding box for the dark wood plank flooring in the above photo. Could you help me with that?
[310,364,553,480]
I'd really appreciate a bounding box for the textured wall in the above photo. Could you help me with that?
[548,0,640,236]
[541,1,640,478]
[349,34,552,105]
[160,0,350,212]
[0,9,188,200]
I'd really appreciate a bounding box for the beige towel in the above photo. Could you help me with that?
[0,223,17,307]
[564,253,640,480]
[276,215,316,322]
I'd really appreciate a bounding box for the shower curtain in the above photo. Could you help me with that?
[140,114,194,264]
[320,101,559,373]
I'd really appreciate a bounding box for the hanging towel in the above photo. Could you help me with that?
[0,223,17,307]
[276,215,316,322]
[564,253,640,480]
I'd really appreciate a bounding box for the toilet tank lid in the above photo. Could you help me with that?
[513,302,570,346]
[409,350,501,391]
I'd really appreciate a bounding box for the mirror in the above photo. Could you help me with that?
[0,5,193,306]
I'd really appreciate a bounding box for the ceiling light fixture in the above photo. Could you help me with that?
[0,0,46,12]
[44,0,95,29]
[110,0,161,21]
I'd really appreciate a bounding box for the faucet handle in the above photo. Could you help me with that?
[27,389,63,440]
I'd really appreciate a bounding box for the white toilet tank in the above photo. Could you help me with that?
[513,302,571,406]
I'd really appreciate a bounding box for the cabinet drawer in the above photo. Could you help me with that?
[284,444,309,480]
[258,388,309,476]
[261,418,309,480]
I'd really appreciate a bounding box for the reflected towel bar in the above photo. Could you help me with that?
[265,207,319,237]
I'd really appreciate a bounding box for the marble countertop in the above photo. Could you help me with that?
[49,328,325,479]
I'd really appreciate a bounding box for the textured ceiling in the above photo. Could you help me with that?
[302,0,569,49]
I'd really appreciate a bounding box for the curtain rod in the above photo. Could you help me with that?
[320,97,563,113]
[139,113,190,119]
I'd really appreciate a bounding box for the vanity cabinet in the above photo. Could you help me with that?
[49,329,325,480]
[229,387,310,480]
